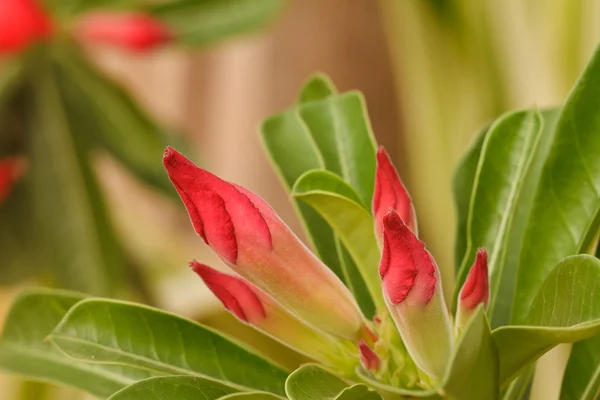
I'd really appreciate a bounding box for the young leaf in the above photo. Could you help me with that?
[0,290,150,398]
[298,92,377,207]
[261,106,342,280]
[357,307,498,400]
[148,0,284,46]
[108,376,237,400]
[48,299,288,396]
[261,80,375,317]
[292,170,384,311]
[560,333,600,400]
[298,73,337,103]
[512,45,600,323]
[493,255,600,386]
[285,364,382,400]
[454,110,543,323]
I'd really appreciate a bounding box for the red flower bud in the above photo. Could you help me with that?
[0,0,52,55]
[372,146,416,243]
[379,209,452,378]
[358,340,381,372]
[0,156,25,204]
[76,12,172,52]
[456,248,489,333]
[165,147,365,341]
[190,261,354,367]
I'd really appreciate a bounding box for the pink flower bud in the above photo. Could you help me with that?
[190,261,354,367]
[0,0,52,55]
[372,147,416,243]
[76,12,172,52]
[0,156,25,204]
[456,248,489,333]
[164,147,365,340]
[358,340,381,372]
[379,209,452,378]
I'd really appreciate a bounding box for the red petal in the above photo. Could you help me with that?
[163,147,272,264]
[0,157,24,204]
[358,340,381,371]
[459,248,489,310]
[373,147,415,234]
[0,0,53,54]
[76,12,172,52]
[190,261,266,323]
[379,210,437,305]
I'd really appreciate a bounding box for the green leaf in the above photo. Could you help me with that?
[334,239,376,319]
[219,393,284,399]
[512,45,600,323]
[51,41,178,196]
[501,367,534,400]
[454,110,543,324]
[260,78,375,317]
[261,107,343,281]
[49,299,288,395]
[490,108,561,327]
[108,376,237,400]
[149,0,284,46]
[29,55,124,295]
[285,364,381,400]
[298,73,338,103]
[452,123,488,272]
[292,170,384,311]
[0,290,150,397]
[493,255,600,386]
[560,333,600,400]
[298,92,377,207]
[357,307,498,399]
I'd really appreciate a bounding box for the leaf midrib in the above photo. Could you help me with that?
[48,335,253,392]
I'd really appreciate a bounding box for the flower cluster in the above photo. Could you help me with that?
[164,146,489,384]
[0,0,172,56]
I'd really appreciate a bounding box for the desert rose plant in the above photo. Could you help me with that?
[1,43,600,399]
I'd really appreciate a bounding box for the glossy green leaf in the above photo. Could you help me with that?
[455,110,543,323]
[49,299,288,395]
[0,290,150,397]
[292,170,384,311]
[357,307,498,399]
[512,45,600,323]
[334,239,376,319]
[501,367,533,400]
[261,105,343,281]
[29,58,123,295]
[261,77,374,316]
[219,392,284,399]
[108,376,237,400]
[493,255,600,386]
[298,74,337,103]
[51,41,177,196]
[149,0,284,46]
[298,92,377,207]
[452,123,488,272]
[285,364,381,400]
[490,108,561,327]
[560,333,600,400]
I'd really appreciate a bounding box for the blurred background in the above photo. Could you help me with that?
[1,0,599,398]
